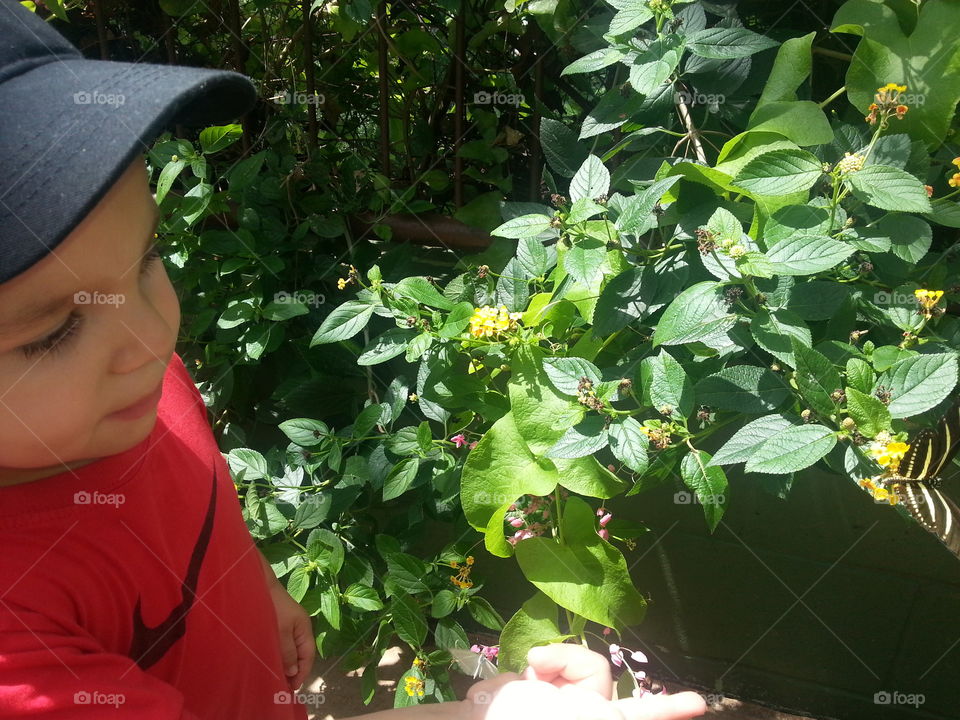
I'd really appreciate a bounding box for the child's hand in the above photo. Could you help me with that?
[267,581,316,690]
[463,644,706,720]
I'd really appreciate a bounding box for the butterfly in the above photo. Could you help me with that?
[880,399,960,558]
[447,647,498,680]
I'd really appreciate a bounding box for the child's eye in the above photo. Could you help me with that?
[141,242,161,275]
[19,312,83,359]
[18,243,160,360]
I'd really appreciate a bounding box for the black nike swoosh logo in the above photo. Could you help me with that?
[127,466,217,670]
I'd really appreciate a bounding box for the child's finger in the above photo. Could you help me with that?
[287,616,316,689]
[613,691,707,720]
[525,644,613,698]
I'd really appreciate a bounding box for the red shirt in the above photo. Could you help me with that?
[0,353,308,719]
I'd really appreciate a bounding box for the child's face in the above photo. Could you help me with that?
[0,155,180,484]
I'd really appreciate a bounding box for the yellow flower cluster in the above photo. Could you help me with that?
[449,556,475,589]
[865,82,909,125]
[337,265,358,290]
[948,157,960,188]
[915,289,944,310]
[468,305,522,339]
[403,676,425,697]
[869,440,910,469]
[859,478,899,505]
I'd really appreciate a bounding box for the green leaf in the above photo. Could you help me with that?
[687,27,779,59]
[694,366,790,413]
[750,309,811,366]
[732,148,823,196]
[293,494,332,529]
[430,590,457,619]
[880,214,933,264]
[393,277,455,309]
[569,155,610,203]
[514,497,646,629]
[554,457,626,498]
[385,552,430,594]
[492,214,554,239]
[542,356,602,396]
[540,118,589,178]
[391,593,428,649]
[467,597,505,631]
[547,416,609,459]
[764,234,853,275]
[878,353,959,418]
[563,238,607,287]
[608,4,654,35]
[358,328,417,366]
[845,358,874,396]
[311,300,375,345]
[517,236,550,278]
[286,565,311,603]
[709,415,796,466]
[460,412,558,542]
[763,205,831,246]
[344,583,384,612]
[745,425,837,474]
[405,333,434,363]
[509,346,585,453]
[831,0,960,150]
[792,339,841,418]
[155,157,187,206]
[845,387,892,438]
[439,302,474,338]
[680,450,728,532]
[561,47,628,76]
[785,281,851,320]
[383,458,420,502]
[499,592,561,673]
[640,349,693,418]
[566,198,607,224]
[616,177,681,236]
[844,165,932,213]
[278,418,328,447]
[199,124,243,154]
[607,418,649,473]
[746,101,833,147]
[306,528,345,574]
[434,617,469,650]
[651,281,736,346]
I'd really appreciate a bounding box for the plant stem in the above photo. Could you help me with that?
[819,85,846,109]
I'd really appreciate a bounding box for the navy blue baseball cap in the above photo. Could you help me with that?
[0,0,258,284]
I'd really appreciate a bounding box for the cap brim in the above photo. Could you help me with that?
[0,57,257,284]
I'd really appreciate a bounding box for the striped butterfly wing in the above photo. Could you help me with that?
[888,402,960,559]
[888,480,960,559]
[927,400,960,479]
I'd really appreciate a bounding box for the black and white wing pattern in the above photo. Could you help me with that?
[884,402,960,559]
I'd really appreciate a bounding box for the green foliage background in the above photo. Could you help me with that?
[31,0,960,708]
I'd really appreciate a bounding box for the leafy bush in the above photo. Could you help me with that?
[137,0,960,708]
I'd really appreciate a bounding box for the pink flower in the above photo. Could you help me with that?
[634,670,646,680]
[609,644,623,667]
[599,513,612,527]
[596,507,606,517]
[451,434,467,448]
[509,517,524,528]
[602,627,612,636]
[598,528,610,541]
[630,650,648,663]
[469,441,478,450]
[470,644,499,661]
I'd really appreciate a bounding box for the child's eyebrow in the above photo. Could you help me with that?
[0,208,161,334]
